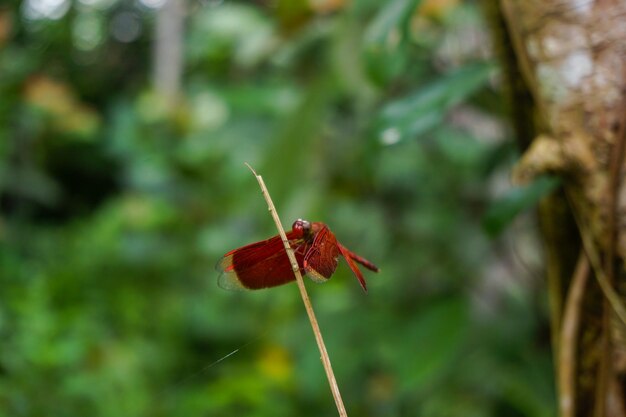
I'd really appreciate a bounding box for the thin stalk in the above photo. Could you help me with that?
[558,251,589,417]
[566,195,626,327]
[245,163,348,417]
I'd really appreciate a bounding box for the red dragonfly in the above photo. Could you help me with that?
[217,219,379,292]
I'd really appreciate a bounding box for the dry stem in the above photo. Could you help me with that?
[245,163,348,417]
[566,194,626,327]
[558,251,589,417]
[596,80,626,417]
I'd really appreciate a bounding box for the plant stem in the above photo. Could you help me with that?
[245,163,348,417]
[558,251,588,417]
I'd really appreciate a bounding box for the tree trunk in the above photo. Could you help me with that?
[154,0,185,103]
[486,1,626,416]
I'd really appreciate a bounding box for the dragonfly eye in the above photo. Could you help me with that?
[292,219,311,239]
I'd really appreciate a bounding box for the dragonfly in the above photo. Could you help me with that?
[217,219,379,292]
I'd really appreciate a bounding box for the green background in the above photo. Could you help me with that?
[0,0,555,416]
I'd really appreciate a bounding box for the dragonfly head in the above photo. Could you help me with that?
[291,219,312,240]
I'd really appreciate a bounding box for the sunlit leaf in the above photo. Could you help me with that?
[23,75,100,138]
[374,62,495,145]
[363,0,422,84]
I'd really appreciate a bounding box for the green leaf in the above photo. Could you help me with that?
[362,0,422,85]
[483,176,561,237]
[364,0,418,45]
[374,62,496,145]
[389,298,468,392]
[259,76,332,203]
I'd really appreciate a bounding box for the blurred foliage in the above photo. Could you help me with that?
[0,0,555,416]
[483,176,561,238]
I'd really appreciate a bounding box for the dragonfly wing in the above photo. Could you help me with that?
[217,233,308,290]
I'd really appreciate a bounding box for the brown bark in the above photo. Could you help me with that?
[488,1,626,416]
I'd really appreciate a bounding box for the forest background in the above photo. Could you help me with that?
[0,0,557,416]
